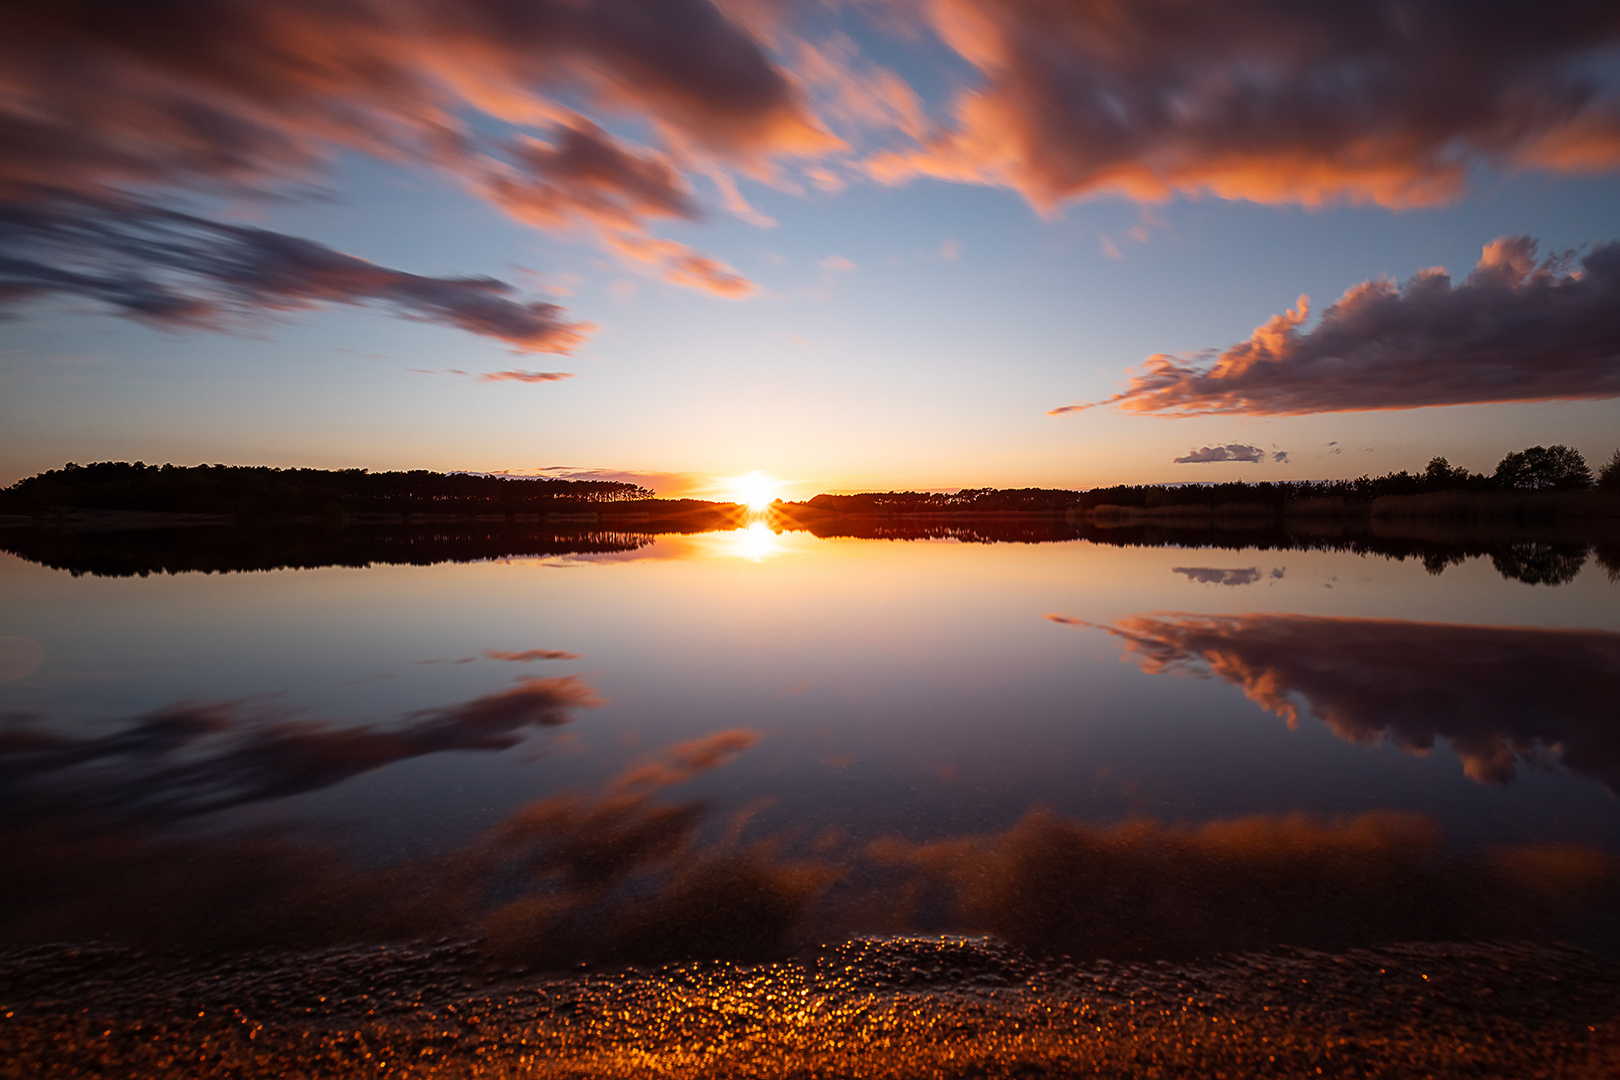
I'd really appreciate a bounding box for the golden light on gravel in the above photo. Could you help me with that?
[3,937,1619,1078]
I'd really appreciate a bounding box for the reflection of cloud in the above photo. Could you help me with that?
[872,809,1618,962]
[1062,237,1620,416]
[0,676,600,818]
[610,729,760,795]
[1172,567,1261,586]
[1090,613,1620,788]
[3,723,1616,963]
[486,649,581,663]
[869,2,1620,208]
[1172,444,1266,464]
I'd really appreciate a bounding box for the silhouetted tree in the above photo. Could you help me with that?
[1422,456,1471,489]
[1598,448,1620,491]
[1492,445,1592,491]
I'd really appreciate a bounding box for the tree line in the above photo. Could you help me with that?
[0,462,656,517]
[797,444,1620,514]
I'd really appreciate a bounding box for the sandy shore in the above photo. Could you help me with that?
[3,935,1616,1078]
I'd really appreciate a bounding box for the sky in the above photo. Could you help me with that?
[2,0,1619,497]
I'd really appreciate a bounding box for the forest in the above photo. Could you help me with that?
[792,445,1619,515]
[0,462,655,517]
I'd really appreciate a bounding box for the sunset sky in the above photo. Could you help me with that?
[3,1,1619,496]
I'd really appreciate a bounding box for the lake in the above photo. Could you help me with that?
[3,519,1618,1075]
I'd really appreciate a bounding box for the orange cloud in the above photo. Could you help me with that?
[0,0,824,336]
[1055,237,1620,416]
[871,0,1620,208]
[479,370,574,382]
[485,119,699,233]
[605,232,754,297]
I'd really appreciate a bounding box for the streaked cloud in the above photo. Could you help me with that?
[869,1,1620,208]
[486,119,700,233]
[0,0,825,335]
[0,199,593,352]
[1056,237,1620,416]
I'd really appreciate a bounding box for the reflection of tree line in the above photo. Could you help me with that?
[0,523,659,577]
[2,651,1617,967]
[5,516,1616,583]
[792,516,1618,586]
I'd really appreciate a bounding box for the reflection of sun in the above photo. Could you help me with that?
[726,521,784,561]
[726,471,782,511]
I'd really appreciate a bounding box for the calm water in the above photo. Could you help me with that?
[3,521,1618,963]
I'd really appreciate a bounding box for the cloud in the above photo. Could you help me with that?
[1057,236,1620,416]
[0,0,829,205]
[485,118,700,233]
[0,0,829,334]
[1090,613,1620,789]
[816,254,857,271]
[486,649,581,662]
[0,675,600,819]
[939,237,960,260]
[604,232,754,297]
[0,199,593,352]
[870,1,1620,208]
[1173,444,1266,464]
[479,370,574,382]
[1172,567,1261,586]
[1272,450,1289,463]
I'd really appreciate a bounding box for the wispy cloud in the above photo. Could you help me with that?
[1056,237,1620,416]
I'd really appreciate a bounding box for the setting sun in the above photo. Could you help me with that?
[725,471,783,511]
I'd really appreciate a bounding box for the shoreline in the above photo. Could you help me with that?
[4,935,1615,1078]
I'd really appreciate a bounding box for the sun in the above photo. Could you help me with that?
[726,471,783,511]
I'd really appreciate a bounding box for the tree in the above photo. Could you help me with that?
[1492,445,1592,491]
[1599,448,1620,491]
[1423,456,1470,488]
